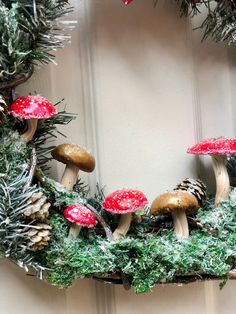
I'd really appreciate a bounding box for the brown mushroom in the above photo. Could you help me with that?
[151,190,199,239]
[51,143,95,191]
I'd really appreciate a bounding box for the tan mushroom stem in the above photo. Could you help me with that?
[61,164,79,191]
[113,213,132,241]
[211,155,230,207]
[69,224,81,238]
[21,120,38,143]
[60,165,80,236]
[171,210,189,239]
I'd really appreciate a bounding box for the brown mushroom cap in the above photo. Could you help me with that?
[151,190,199,216]
[51,143,95,172]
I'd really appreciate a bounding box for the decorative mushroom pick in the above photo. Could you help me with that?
[187,137,236,207]
[51,143,95,191]
[64,204,96,237]
[151,178,206,239]
[102,189,148,241]
[151,190,199,239]
[9,95,57,143]
[52,144,109,238]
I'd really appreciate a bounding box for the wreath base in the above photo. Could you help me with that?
[93,269,236,290]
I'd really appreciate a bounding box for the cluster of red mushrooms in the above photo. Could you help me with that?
[7,95,236,241]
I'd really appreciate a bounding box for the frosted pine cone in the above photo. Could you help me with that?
[174,178,207,205]
[0,95,7,125]
[26,223,52,251]
[24,192,51,222]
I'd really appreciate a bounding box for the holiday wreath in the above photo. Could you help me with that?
[1,0,236,294]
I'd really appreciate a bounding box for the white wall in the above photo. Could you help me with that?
[0,260,66,314]
[1,0,235,313]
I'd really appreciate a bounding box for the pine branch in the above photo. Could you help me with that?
[0,0,73,83]
[176,0,203,17]
[199,1,236,43]
[33,103,76,171]
[0,170,48,274]
[73,178,90,198]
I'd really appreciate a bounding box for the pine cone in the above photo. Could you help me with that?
[0,95,7,125]
[26,223,52,251]
[24,192,51,222]
[174,178,207,205]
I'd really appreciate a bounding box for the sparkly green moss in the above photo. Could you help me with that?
[1,119,236,294]
[45,199,236,293]
[0,122,31,180]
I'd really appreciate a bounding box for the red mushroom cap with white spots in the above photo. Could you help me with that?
[102,189,148,214]
[64,204,96,228]
[187,137,236,155]
[9,95,57,120]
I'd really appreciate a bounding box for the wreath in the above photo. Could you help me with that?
[1,0,236,294]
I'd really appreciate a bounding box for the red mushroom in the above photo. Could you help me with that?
[102,189,148,240]
[187,137,236,207]
[64,204,96,238]
[9,95,57,143]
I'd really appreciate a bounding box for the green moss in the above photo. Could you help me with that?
[1,119,236,294]
[45,208,236,293]
[0,123,31,180]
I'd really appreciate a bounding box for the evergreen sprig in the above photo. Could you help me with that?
[199,1,236,43]
[177,0,202,17]
[0,0,73,83]
[33,104,76,171]
[176,0,236,44]
[0,170,47,275]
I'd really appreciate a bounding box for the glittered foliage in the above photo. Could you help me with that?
[2,0,236,296]
[0,0,72,83]
[1,113,236,293]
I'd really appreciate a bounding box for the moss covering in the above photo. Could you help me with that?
[44,204,236,293]
[0,121,31,180]
[1,119,236,294]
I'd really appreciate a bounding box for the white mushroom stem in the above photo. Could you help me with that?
[171,210,189,239]
[60,165,81,237]
[61,164,79,191]
[69,224,81,238]
[21,120,38,143]
[211,155,230,207]
[113,213,132,241]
